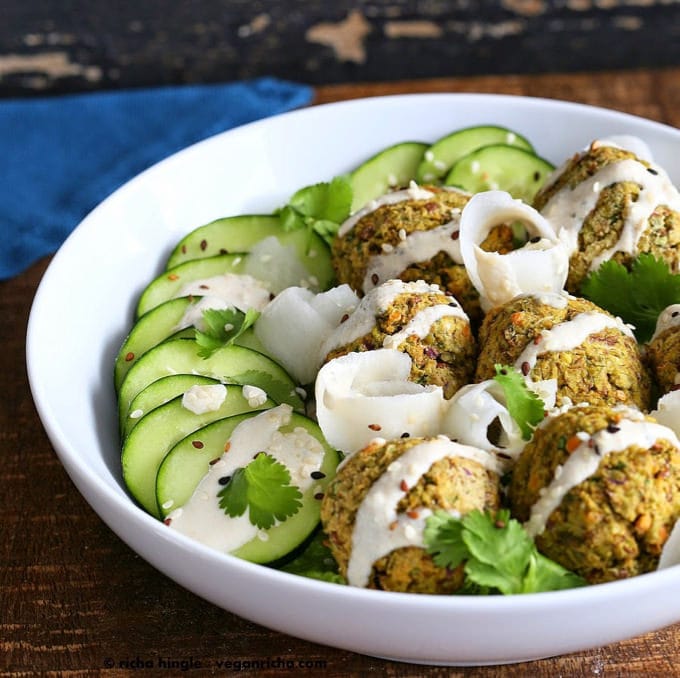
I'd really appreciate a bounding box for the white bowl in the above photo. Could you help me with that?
[27,93,680,666]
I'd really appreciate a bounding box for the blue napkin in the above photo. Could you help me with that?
[0,77,313,279]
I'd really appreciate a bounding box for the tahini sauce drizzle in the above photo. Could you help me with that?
[525,413,680,537]
[540,157,680,271]
[168,405,325,552]
[346,437,500,587]
[321,279,450,356]
[514,310,635,375]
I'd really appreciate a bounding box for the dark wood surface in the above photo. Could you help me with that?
[2,1,680,96]
[4,68,680,676]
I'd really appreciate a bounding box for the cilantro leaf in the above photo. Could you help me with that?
[278,175,353,246]
[229,369,305,411]
[218,453,302,529]
[581,254,680,343]
[423,509,586,595]
[422,509,469,569]
[493,364,545,440]
[279,531,345,584]
[195,307,260,358]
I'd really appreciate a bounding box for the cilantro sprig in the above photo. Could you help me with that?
[493,364,545,440]
[195,307,260,358]
[581,254,680,343]
[280,531,345,584]
[278,175,353,246]
[424,509,586,594]
[218,453,302,530]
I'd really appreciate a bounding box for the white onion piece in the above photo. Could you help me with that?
[315,349,447,457]
[459,191,569,311]
[440,380,526,462]
[651,304,680,342]
[243,236,317,293]
[651,390,680,438]
[255,285,359,385]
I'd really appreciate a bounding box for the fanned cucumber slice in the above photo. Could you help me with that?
[165,214,334,291]
[416,125,534,185]
[117,338,305,430]
[136,254,249,318]
[444,144,554,203]
[350,141,428,212]
[123,374,220,438]
[121,388,273,516]
[114,296,264,392]
[156,411,340,563]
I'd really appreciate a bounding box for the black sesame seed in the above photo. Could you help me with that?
[448,302,458,308]
[606,424,621,434]
[314,492,325,500]
[647,167,659,175]
[218,476,231,486]
[529,236,541,244]
[673,311,680,318]
[401,431,410,438]
[371,273,379,285]
[310,471,326,480]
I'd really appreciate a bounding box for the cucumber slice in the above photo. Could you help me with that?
[123,374,220,438]
[114,296,265,392]
[156,411,340,563]
[444,144,554,203]
[121,388,273,517]
[416,125,534,185]
[136,254,249,318]
[117,338,305,430]
[350,141,428,212]
[165,214,335,291]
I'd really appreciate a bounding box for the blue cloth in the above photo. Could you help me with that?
[0,77,313,279]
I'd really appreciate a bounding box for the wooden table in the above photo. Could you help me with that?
[3,68,680,677]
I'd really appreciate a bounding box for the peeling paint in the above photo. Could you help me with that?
[0,52,102,82]
[306,9,372,63]
[384,20,444,39]
[238,13,271,38]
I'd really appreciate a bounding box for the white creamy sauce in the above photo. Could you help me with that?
[176,273,271,313]
[321,279,442,357]
[651,389,680,437]
[526,414,680,537]
[540,157,680,269]
[174,295,232,332]
[168,404,325,552]
[181,383,228,414]
[651,304,680,342]
[347,437,500,587]
[361,217,463,293]
[382,303,468,350]
[338,182,436,238]
[241,384,268,408]
[514,311,635,375]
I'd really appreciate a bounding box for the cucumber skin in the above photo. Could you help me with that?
[122,389,275,517]
[157,411,340,564]
[165,214,335,291]
[444,144,554,203]
[117,338,304,431]
[136,254,248,318]
[416,125,534,184]
[350,141,428,212]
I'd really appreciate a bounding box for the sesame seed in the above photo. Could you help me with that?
[371,273,379,285]
[218,476,231,485]
[192,440,204,449]
[310,471,326,480]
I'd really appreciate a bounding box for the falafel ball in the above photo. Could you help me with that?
[646,304,680,396]
[332,184,515,324]
[533,142,680,294]
[321,436,501,593]
[508,404,680,583]
[475,292,652,410]
[322,279,476,399]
